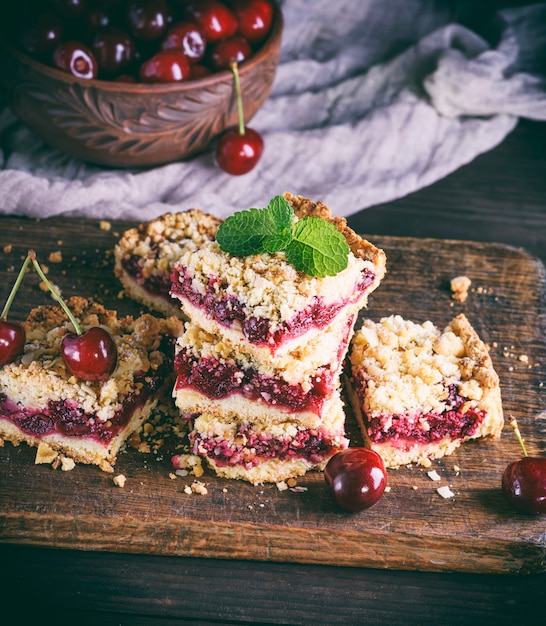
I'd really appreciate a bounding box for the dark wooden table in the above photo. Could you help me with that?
[1,118,545,625]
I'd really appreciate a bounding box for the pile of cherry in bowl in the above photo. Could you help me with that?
[10,0,275,83]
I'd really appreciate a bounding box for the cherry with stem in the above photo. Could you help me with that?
[215,60,263,175]
[29,250,118,382]
[501,415,546,515]
[0,254,32,366]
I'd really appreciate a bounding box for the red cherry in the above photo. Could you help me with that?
[126,0,169,41]
[52,40,98,79]
[139,49,191,82]
[231,0,273,44]
[215,60,263,175]
[0,320,26,367]
[324,448,387,512]
[191,64,211,79]
[16,12,63,58]
[61,326,118,382]
[208,34,251,71]
[183,0,237,44]
[91,27,136,77]
[216,127,263,175]
[160,21,207,64]
[501,417,546,515]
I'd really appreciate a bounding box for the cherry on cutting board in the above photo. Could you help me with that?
[215,60,263,175]
[29,251,118,382]
[324,447,387,512]
[501,416,546,515]
[0,255,32,367]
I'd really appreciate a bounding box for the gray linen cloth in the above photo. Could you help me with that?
[0,0,545,221]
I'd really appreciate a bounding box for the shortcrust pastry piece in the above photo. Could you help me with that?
[188,390,349,484]
[173,313,357,428]
[347,314,504,468]
[0,297,184,467]
[170,193,386,360]
[114,210,222,317]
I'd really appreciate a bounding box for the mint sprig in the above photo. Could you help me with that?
[216,196,349,278]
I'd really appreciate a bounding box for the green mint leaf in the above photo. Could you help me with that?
[216,196,294,256]
[285,217,349,277]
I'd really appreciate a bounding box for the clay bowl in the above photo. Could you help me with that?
[0,3,283,168]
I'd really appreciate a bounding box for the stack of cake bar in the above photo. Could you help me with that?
[170,193,387,483]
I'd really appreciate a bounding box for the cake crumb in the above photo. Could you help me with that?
[100,460,115,473]
[35,442,58,465]
[3,244,12,253]
[48,251,63,263]
[286,477,297,487]
[519,354,529,363]
[172,453,204,477]
[168,472,177,480]
[113,474,127,488]
[60,456,76,471]
[450,276,471,303]
[100,220,112,231]
[384,485,391,493]
[276,481,288,491]
[436,485,455,499]
[190,480,208,495]
[427,470,442,482]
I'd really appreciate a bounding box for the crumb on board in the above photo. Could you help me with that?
[276,481,288,492]
[35,442,58,465]
[48,251,62,263]
[184,480,208,495]
[427,470,442,482]
[113,474,127,488]
[100,220,112,231]
[436,485,455,499]
[100,460,115,473]
[3,244,12,253]
[450,276,471,303]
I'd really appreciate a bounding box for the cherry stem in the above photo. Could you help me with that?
[1,254,31,321]
[28,250,84,336]
[509,415,528,457]
[229,60,245,136]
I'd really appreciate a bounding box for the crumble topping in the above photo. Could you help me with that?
[115,210,221,283]
[173,239,372,329]
[350,314,498,417]
[450,275,471,303]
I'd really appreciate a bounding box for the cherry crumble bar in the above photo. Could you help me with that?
[114,209,222,318]
[0,297,184,467]
[347,313,504,468]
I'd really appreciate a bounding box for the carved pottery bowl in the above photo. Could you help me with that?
[0,3,282,168]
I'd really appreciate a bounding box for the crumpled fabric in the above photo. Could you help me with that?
[0,0,544,221]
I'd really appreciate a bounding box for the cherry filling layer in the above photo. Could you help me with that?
[0,371,158,445]
[365,384,485,446]
[122,254,172,302]
[188,424,342,468]
[170,267,375,347]
[175,350,335,412]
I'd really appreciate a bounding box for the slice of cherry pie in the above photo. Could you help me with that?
[347,313,504,468]
[0,297,183,468]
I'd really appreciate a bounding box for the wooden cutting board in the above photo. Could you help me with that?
[1,215,545,574]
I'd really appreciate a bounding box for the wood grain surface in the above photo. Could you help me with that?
[1,215,545,575]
